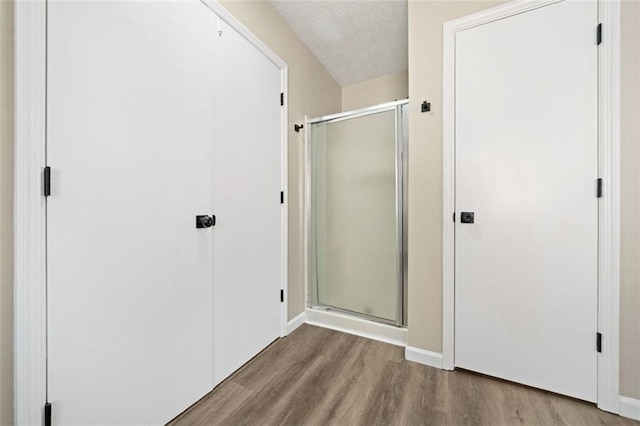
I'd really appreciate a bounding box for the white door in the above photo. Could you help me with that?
[47,2,215,423]
[212,18,283,385]
[455,0,598,401]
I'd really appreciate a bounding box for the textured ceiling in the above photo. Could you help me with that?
[270,0,408,87]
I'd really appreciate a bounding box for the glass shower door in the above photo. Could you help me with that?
[309,103,406,325]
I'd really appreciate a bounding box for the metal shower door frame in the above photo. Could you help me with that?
[305,99,409,327]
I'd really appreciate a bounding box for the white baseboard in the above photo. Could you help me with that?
[305,308,407,347]
[286,311,307,334]
[619,396,640,421]
[405,346,444,369]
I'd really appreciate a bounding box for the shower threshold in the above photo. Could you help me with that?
[305,306,408,347]
[310,304,400,327]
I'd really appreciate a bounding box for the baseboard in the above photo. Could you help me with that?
[404,346,444,369]
[305,308,407,347]
[619,396,640,421]
[286,311,307,334]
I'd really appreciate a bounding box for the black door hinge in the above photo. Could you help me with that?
[597,23,602,45]
[44,166,51,197]
[596,332,602,353]
[280,289,284,302]
[45,402,52,426]
[280,191,284,204]
[597,178,603,198]
[280,92,284,106]
[452,212,455,223]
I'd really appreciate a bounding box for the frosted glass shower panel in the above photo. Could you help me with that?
[311,110,399,322]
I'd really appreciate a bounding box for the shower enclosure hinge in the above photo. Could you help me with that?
[280,289,284,302]
[280,191,284,204]
[597,332,602,353]
[45,402,52,426]
[280,92,284,106]
[44,166,51,197]
[597,23,602,45]
[597,178,603,198]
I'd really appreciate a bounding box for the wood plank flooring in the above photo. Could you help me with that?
[170,324,637,426]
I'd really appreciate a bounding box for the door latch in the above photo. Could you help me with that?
[460,212,475,224]
[196,215,215,228]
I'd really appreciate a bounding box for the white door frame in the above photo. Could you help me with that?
[442,0,620,414]
[13,1,289,423]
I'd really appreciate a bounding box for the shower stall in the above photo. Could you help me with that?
[306,100,408,327]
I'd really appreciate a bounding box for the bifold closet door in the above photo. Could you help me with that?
[212,18,283,385]
[47,2,215,424]
[454,0,598,401]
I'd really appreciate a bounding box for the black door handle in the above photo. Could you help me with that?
[196,215,215,228]
[460,212,474,224]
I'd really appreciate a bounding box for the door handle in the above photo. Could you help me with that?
[460,212,474,224]
[196,215,216,228]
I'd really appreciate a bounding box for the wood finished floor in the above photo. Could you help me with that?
[170,324,637,426]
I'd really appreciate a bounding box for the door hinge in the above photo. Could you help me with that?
[45,402,52,426]
[597,23,602,45]
[597,178,603,198]
[597,332,602,353]
[280,92,284,106]
[280,191,284,204]
[280,289,284,302]
[452,212,455,223]
[44,166,51,197]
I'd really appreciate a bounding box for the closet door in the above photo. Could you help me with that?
[47,2,215,423]
[454,0,598,401]
[212,18,283,385]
